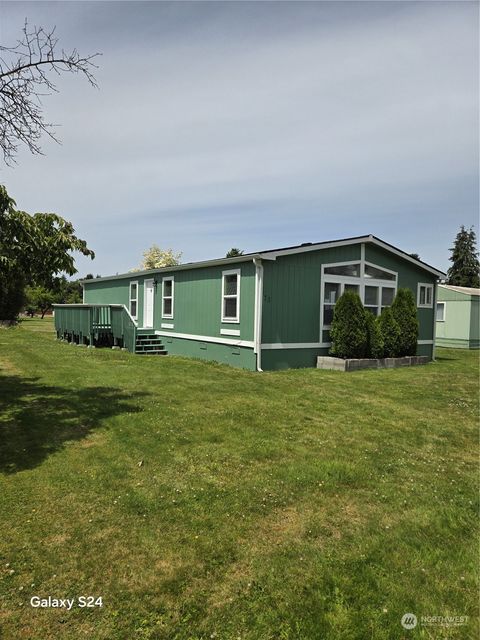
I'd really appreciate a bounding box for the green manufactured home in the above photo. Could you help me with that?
[435,284,480,349]
[54,235,444,370]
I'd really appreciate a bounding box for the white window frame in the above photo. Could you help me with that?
[162,276,174,319]
[129,281,138,320]
[320,260,398,334]
[364,261,397,282]
[221,268,241,323]
[436,301,446,322]
[417,283,434,308]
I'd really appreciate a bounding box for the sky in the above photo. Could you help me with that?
[0,0,478,277]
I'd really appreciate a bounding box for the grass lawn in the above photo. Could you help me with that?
[0,318,478,639]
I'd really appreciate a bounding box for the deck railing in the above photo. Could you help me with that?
[53,304,137,352]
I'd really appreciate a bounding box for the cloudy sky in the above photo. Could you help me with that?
[0,1,478,276]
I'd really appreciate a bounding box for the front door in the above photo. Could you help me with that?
[144,279,154,328]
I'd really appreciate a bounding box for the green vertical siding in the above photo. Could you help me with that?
[261,244,361,344]
[84,277,145,324]
[84,279,130,307]
[155,262,256,341]
[261,347,329,370]
[82,241,440,369]
[365,244,437,343]
[83,261,257,368]
[470,299,480,346]
[162,337,256,370]
[436,287,480,349]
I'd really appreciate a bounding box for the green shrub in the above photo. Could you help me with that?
[330,291,368,359]
[378,307,401,357]
[365,312,384,358]
[391,288,419,356]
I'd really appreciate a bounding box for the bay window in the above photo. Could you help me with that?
[321,260,398,329]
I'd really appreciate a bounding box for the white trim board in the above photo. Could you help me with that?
[155,330,254,349]
[261,342,331,350]
[80,235,444,285]
[261,340,434,349]
[220,328,240,336]
[143,279,155,328]
[221,268,241,323]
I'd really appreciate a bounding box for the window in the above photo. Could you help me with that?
[129,281,138,319]
[162,277,174,318]
[417,283,434,308]
[381,287,395,309]
[222,269,240,322]
[436,302,445,322]
[323,282,341,325]
[324,263,360,277]
[364,285,379,316]
[321,260,398,329]
[364,264,396,281]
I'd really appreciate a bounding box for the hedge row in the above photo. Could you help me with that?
[330,288,419,359]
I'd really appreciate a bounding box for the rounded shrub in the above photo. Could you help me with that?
[330,291,368,359]
[391,288,419,356]
[365,312,384,359]
[378,307,401,357]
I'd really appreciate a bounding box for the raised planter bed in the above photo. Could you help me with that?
[317,355,429,371]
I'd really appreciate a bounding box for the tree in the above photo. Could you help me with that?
[51,275,83,304]
[329,291,368,359]
[0,20,100,165]
[409,253,421,261]
[0,185,94,321]
[226,248,244,258]
[365,312,384,359]
[391,288,419,356]
[25,285,57,318]
[378,307,401,358]
[135,245,182,270]
[447,226,480,288]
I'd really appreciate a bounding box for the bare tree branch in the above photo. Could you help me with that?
[0,20,100,165]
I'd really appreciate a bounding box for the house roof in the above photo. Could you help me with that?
[438,284,480,296]
[81,234,445,284]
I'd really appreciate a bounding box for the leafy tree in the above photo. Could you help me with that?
[447,226,480,288]
[135,245,182,270]
[25,285,57,318]
[378,307,401,358]
[365,312,384,359]
[0,270,25,322]
[0,20,100,165]
[329,291,368,359]
[0,185,94,321]
[51,276,83,304]
[226,248,244,258]
[391,288,419,356]
[409,253,420,261]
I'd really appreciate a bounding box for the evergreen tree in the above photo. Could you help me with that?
[447,226,480,288]
[226,248,244,258]
[391,288,419,356]
[329,291,368,359]
[365,312,384,359]
[378,307,401,358]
